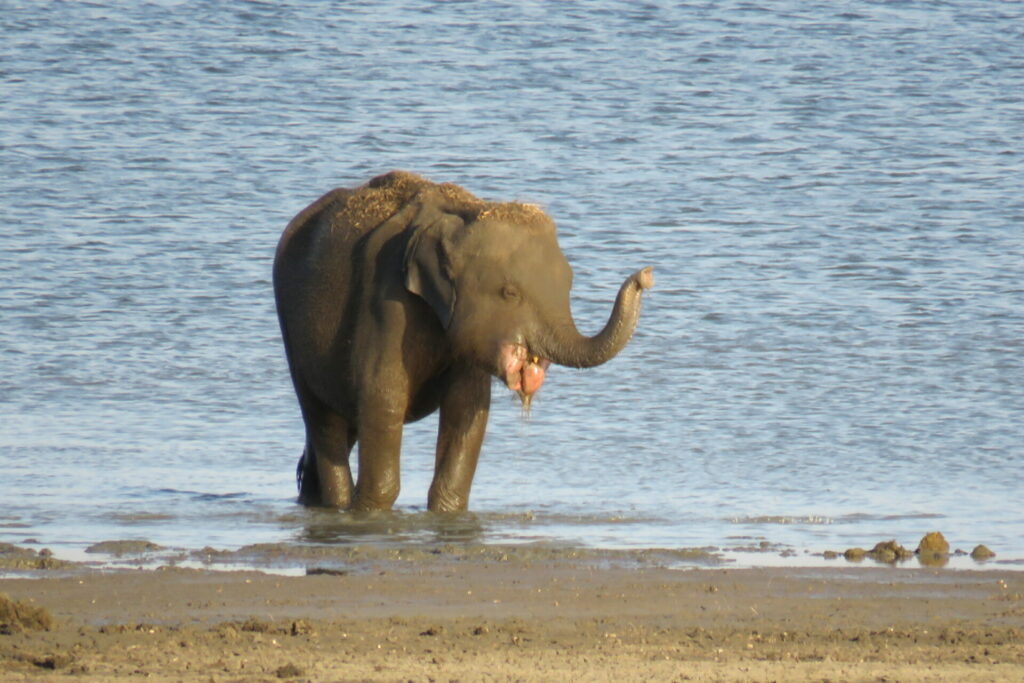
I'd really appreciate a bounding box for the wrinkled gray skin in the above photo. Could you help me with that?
[273,172,653,513]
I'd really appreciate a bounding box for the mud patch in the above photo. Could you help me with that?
[188,542,724,573]
[86,540,164,555]
[726,539,788,554]
[275,662,305,678]
[2,556,1023,680]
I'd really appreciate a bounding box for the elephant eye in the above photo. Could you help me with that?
[501,284,521,301]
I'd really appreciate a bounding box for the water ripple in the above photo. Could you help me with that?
[1,0,1022,562]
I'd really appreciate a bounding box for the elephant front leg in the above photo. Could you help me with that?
[428,366,492,513]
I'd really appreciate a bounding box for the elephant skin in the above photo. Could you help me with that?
[273,171,653,513]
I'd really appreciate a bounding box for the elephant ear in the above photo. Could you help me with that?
[403,204,463,330]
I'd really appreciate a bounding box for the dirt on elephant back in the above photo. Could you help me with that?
[335,170,554,234]
[338,170,433,230]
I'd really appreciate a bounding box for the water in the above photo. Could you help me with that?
[2,1,1023,568]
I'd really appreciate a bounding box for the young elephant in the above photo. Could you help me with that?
[273,171,653,512]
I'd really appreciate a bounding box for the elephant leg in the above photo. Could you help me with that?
[309,411,357,508]
[351,390,407,511]
[296,385,356,508]
[428,366,491,513]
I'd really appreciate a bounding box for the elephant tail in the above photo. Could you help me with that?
[296,448,320,504]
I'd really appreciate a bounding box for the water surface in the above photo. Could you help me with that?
[2,1,1022,568]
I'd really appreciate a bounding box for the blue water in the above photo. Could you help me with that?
[2,1,1023,568]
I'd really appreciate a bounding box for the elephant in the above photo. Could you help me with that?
[273,171,653,513]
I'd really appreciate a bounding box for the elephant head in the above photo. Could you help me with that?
[403,183,654,407]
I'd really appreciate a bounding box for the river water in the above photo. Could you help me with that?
[2,1,1022,569]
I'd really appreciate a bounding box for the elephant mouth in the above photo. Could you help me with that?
[498,343,551,408]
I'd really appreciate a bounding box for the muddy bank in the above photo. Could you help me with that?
[0,544,75,572]
[191,540,727,573]
[2,549,1023,681]
[12,538,726,574]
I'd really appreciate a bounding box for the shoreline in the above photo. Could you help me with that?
[3,525,1018,577]
[2,543,1023,681]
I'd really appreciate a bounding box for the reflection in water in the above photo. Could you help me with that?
[917,552,950,569]
[295,509,485,546]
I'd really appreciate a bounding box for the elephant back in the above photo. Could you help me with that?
[332,170,554,237]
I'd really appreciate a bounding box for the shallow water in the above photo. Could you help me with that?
[2,1,1023,568]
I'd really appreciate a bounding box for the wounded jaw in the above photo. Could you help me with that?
[499,343,550,407]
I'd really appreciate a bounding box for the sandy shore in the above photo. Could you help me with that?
[2,545,1023,682]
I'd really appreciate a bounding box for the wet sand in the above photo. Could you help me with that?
[2,545,1023,682]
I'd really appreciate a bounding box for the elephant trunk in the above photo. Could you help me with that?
[535,267,654,369]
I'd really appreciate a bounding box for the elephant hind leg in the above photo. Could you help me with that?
[295,388,358,508]
[307,417,357,508]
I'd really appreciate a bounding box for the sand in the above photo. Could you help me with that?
[1,545,1023,682]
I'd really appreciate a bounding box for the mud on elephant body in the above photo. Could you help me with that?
[273,171,653,512]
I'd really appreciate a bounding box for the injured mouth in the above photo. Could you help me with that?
[499,344,551,406]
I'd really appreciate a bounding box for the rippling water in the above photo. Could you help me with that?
[2,1,1022,568]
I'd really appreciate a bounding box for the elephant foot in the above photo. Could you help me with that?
[428,486,469,514]
[296,449,356,508]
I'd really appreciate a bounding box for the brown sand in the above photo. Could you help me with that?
[2,550,1023,682]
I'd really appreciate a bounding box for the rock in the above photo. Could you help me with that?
[916,532,950,566]
[843,548,866,561]
[822,550,839,560]
[970,545,996,561]
[916,532,950,554]
[867,540,913,563]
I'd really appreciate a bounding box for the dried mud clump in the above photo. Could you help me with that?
[0,593,54,634]
[338,170,435,231]
[476,201,554,231]
[0,543,75,571]
[333,170,553,235]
